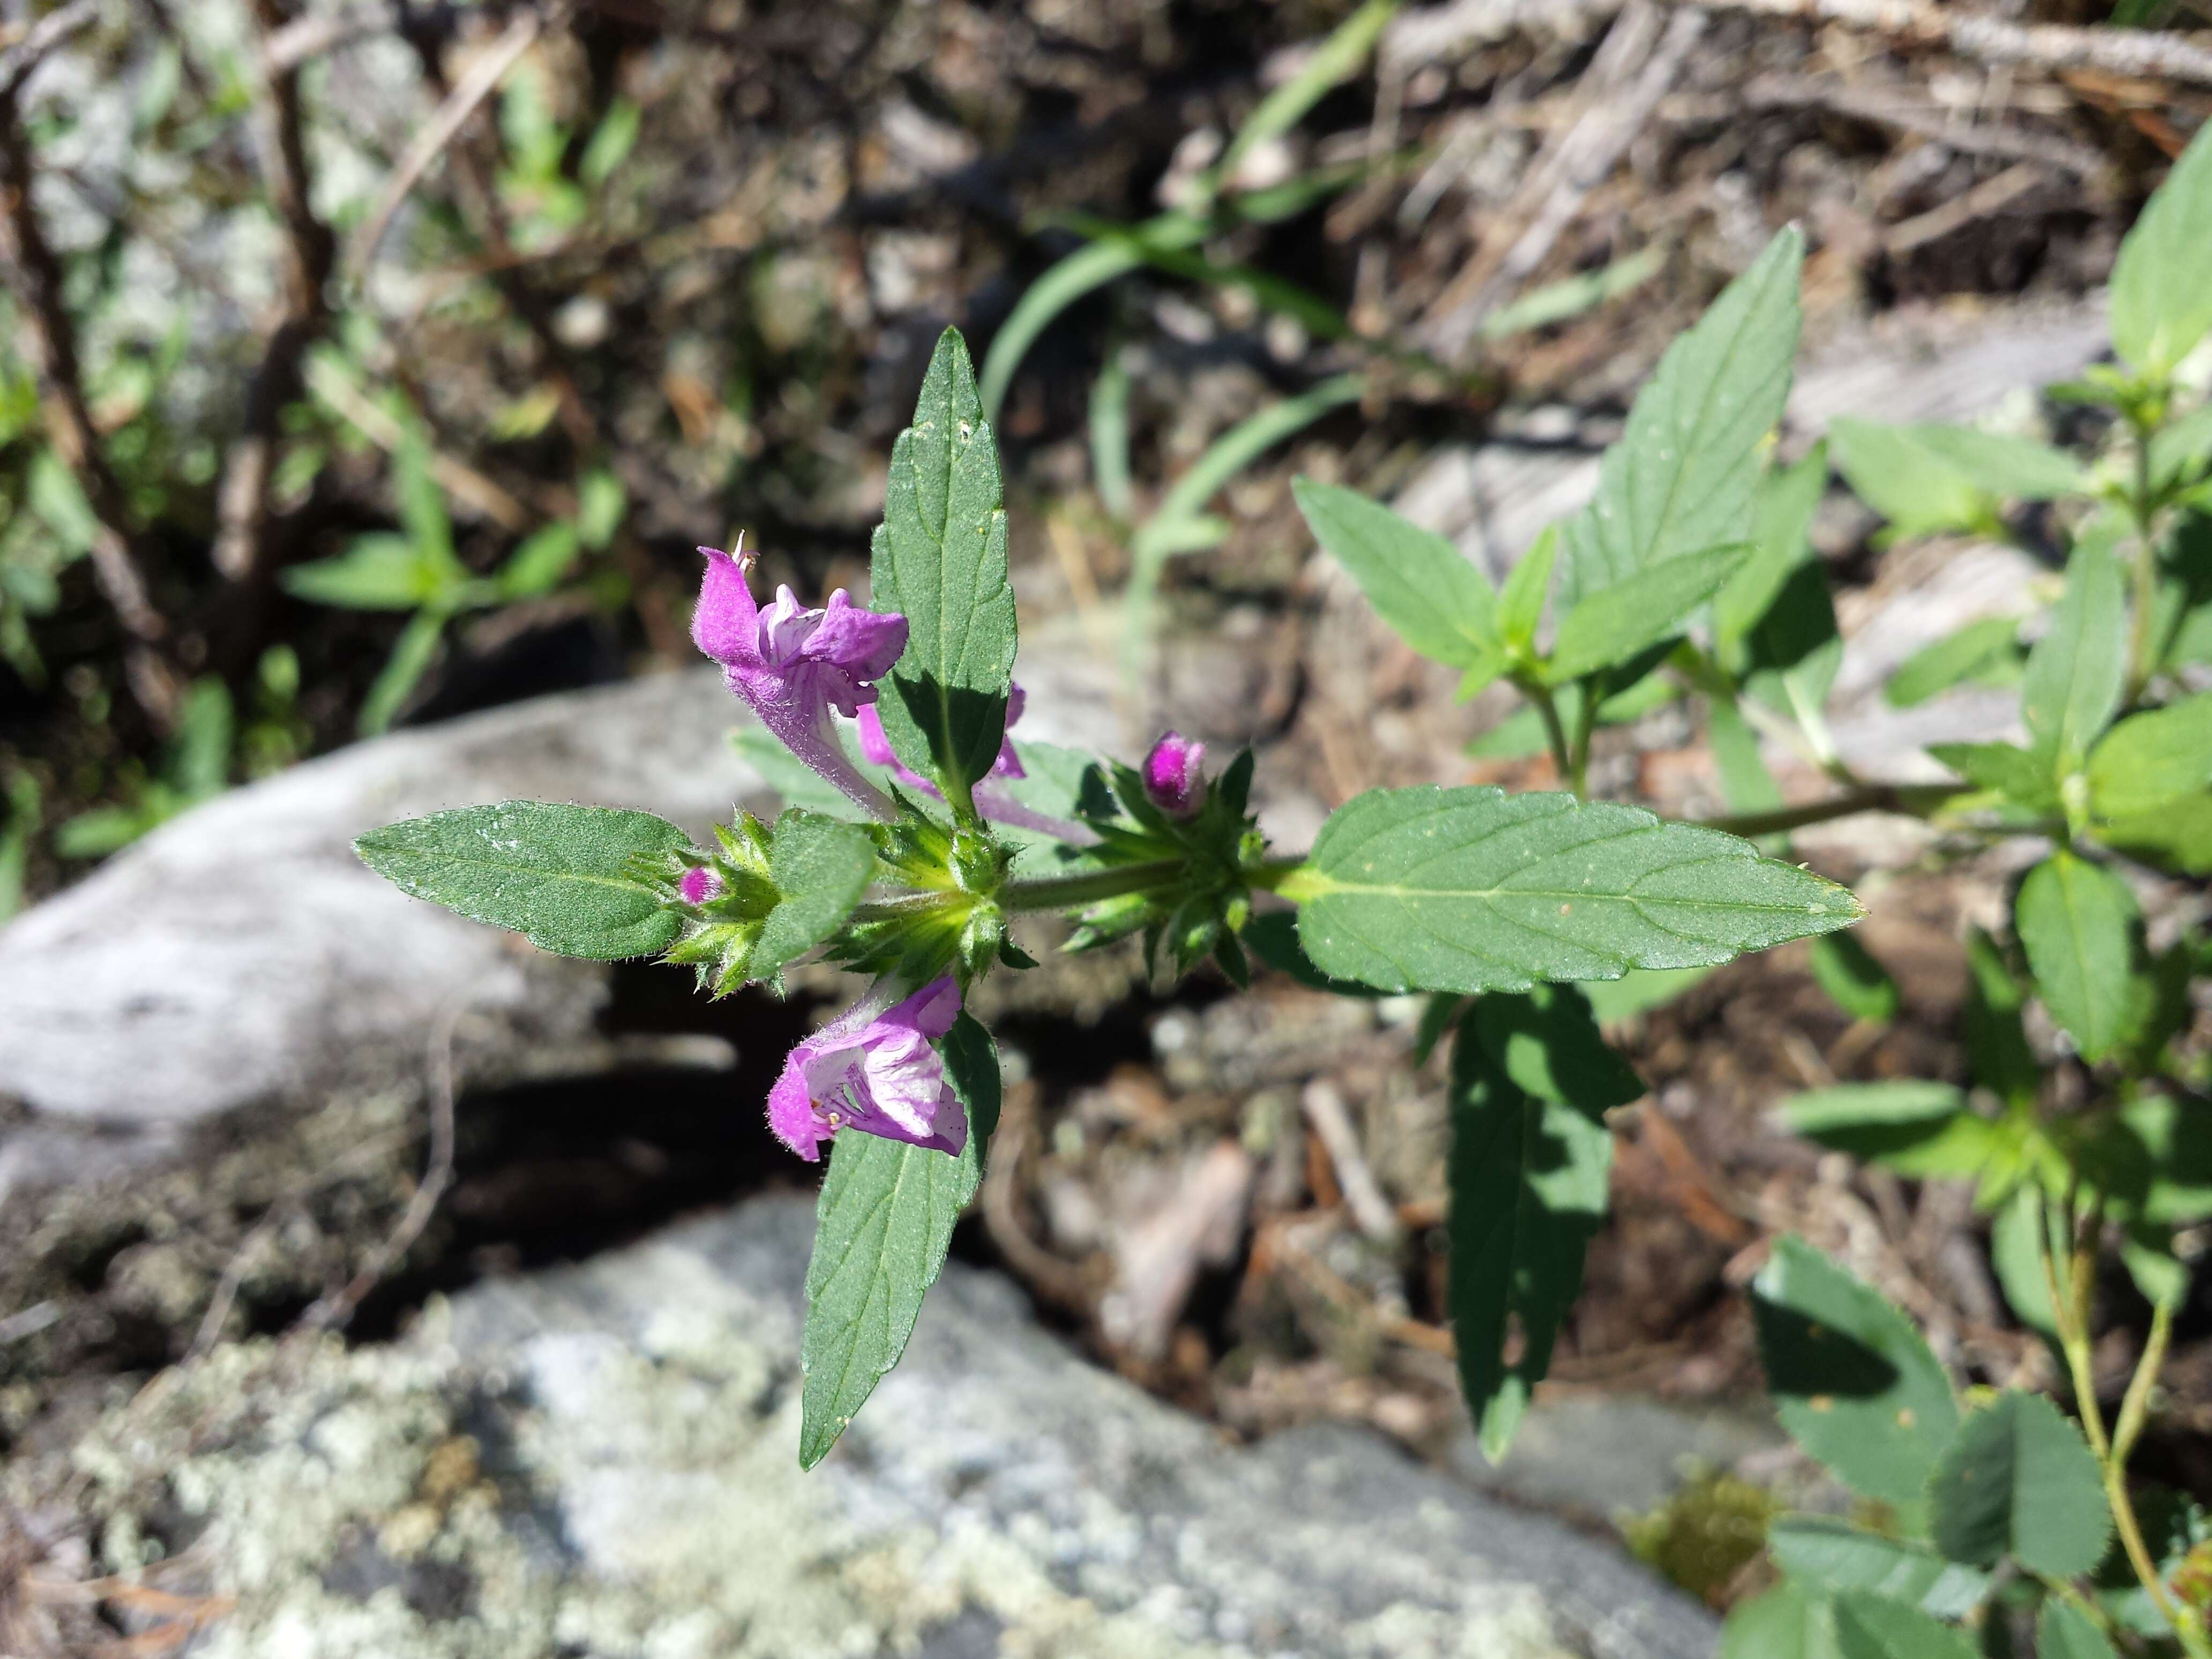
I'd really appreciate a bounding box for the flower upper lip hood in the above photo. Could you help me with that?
[693,542,907,819]
[766,976,968,1162]
[1143,730,1207,818]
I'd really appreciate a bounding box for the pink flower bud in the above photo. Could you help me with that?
[678,865,724,907]
[1142,731,1206,819]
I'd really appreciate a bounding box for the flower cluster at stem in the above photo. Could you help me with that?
[685,545,1268,1162]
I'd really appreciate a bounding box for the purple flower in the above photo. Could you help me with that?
[678,865,724,906]
[766,977,969,1162]
[1142,731,1207,818]
[855,685,1026,787]
[856,686,1096,845]
[693,542,908,820]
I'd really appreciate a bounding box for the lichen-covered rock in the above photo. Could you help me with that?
[37,1199,1717,1659]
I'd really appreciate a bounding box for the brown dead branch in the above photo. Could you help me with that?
[0,3,181,723]
[211,0,340,586]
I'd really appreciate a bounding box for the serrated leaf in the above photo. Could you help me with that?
[1294,477,1500,669]
[1546,542,1750,683]
[1767,1519,1991,1620]
[1925,741,2060,813]
[2088,692,2212,819]
[2016,851,2141,1063]
[753,811,879,978]
[1717,444,1828,652]
[1885,616,2023,709]
[355,801,690,959]
[1290,784,1861,996]
[2023,536,2127,772]
[1830,1590,1980,1659]
[1752,1235,1960,1509]
[1560,228,1804,606]
[1448,1012,1612,1459]
[2111,119,2212,378]
[2037,1598,2119,1659]
[869,328,1018,806]
[1723,1580,1841,1659]
[1809,932,1900,1023]
[1241,909,1386,997]
[798,1014,997,1468]
[1926,1391,2110,1578]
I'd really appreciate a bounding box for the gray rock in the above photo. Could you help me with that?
[47,1197,1718,1658]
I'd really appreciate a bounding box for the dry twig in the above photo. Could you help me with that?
[212,0,340,584]
[346,9,544,283]
[300,1003,464,1331]
[1685,0,2212,89]
[0,1,179,720]
[1299,1079,1403,1245]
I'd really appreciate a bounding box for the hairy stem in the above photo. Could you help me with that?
[1528,682,1574,788]
[1699,782,1967,839]
[2125,409,2162,708]
[1000,858,1186,913]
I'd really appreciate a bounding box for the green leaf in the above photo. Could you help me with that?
[578,96,640,188]
[1830,1591,1980,1659]
[575,468,626,549]
[979,235,1170,421]
[2016,851,2141,1063]
[754,811,881,980]
[869,328,1019,808]
[1963,929,2039,1108]
[2037,1598,2119,1659]
[1743,560,1842,737]
[1752,1235,1960,1509]
[2022,536,2127,772]
[2120,1093,2212,1224]
[1089,353,1133,520]
[1717,444,1828,654]
[798,1018,997,1468]
[283,533,458,611]
[357,610,447,736]
[1498,527,1557,653]
[1290,784,1862,996]
[1767,1519,1990,1620]
[354,801,691,959]
[1448,1008,1613,1459]
[2111,118,2212,378]
[1780,1081,2004,1182]
[1990,1186,2059,1343]
[2097,791,2212,875]
[1466,982,1645,1111]
[1546,542,1751,683]
[2087,692,2212,819]
[1885,616,2023,709]
[1580,964,1712,1023]
[1832,420,2087,539]
[1926,1391,2110,1578]
[25,448,100,555]
[1726,1581,1841,1659]
[392,437,454,567]
[1241,909,1386,997]
[1924,741,2060,813]
[499,522,582,599]
[1809,932,1900,1023]
[1708,697,1786,844]
[1560,228,1804,606]
[1293,479,1500,669]
[1211,0,1395,190]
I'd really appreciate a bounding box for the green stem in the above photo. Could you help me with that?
[1000,858,1184,913]
[2039,1206,2207,1656]
[1699,783,1968,840]
[1566,683,1595,799]
[1528,682,1574,788]
[2113,1297,2176,1471]
[2125,410,2163,709]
